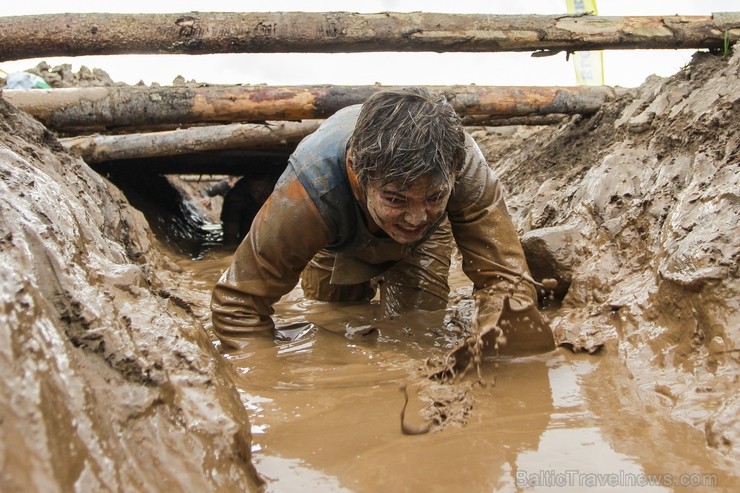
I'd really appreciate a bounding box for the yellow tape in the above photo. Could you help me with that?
[565,0,605,86]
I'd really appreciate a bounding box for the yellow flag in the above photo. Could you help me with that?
[565,0,605,85]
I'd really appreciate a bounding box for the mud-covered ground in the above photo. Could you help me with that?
[1,50,738,492]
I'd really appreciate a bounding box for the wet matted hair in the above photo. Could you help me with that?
[349,87,466,190]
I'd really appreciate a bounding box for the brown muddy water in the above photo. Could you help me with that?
[177,250,734,493]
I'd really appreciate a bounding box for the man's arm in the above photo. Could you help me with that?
[210,174,332,349]
[445,135,554,358]
[447,134,537,301]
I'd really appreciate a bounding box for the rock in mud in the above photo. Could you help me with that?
[521,224,584,300]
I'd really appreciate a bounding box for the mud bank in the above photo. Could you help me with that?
[479,50,739,460]
[0,99,262,491]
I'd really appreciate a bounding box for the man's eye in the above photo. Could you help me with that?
[385,195,405,204]
[427,194,445,203]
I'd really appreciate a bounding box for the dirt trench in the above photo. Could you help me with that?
[0,99,262,491]
[1,50,738,491]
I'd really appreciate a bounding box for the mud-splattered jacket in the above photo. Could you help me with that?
[211,105,536,348]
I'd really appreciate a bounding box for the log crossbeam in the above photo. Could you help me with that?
[0,12,738,61]
[3,84,629,132]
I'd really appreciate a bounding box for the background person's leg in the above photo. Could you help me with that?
[220,192,246,245]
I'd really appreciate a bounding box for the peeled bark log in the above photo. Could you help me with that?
[60,120,321,163]
[461,114,569,126]
[60,115,568,168]
[0,12,738,60]
[93,151,291,175]
[3,84,626,132]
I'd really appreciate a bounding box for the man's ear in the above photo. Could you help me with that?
[345,149,367,201]
[346,148,355,169]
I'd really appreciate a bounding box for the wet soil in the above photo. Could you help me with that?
[0,100,262,491]
[177,253,736,492]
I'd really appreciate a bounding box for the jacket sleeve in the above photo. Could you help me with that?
[447,134,537,303]
[210,174,332,348]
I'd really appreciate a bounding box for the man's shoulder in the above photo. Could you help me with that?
[285,105,362,243]
[328,104,363,123]
[289,105,361,190]
[302,105,361,149]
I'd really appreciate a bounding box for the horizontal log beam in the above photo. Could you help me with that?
[460,113,569,126]
[60,120,321,163]
[93,150,291,176]
[0,12,738,60]
[3,84,627,132]
[61,114,566,166]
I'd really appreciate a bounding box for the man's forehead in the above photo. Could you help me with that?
[378,176,450,194]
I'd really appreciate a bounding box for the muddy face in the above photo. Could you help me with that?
[364,175,450,244]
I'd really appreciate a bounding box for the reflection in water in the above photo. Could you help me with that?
[547,358,591,410]
[255,456,353,493]
[178,251,733,492]
[515,427,668,492]
[512,356,669,492]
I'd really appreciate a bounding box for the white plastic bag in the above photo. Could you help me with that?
[4,72,51,90]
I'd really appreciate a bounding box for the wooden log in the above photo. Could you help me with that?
[60,120,321,163]
[93,150,291,175]
[61,115,565,166]
[0,12,738,60]
[3,84,627,132]
[460,114,569,126]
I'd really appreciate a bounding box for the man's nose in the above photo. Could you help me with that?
[404,205,427,226]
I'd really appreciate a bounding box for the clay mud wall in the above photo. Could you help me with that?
[479,50,739,458]
[0,100,263,491]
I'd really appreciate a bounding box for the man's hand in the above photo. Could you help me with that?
[432,291,555,381]
[199,196,212,208]
[473,290,556,356]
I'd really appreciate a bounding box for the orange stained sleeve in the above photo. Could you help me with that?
[447,134,538,303]
[210,176,332,349]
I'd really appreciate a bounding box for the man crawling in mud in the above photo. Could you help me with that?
[210,87,555,369]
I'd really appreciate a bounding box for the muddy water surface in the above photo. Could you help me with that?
[179,251,734,492]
